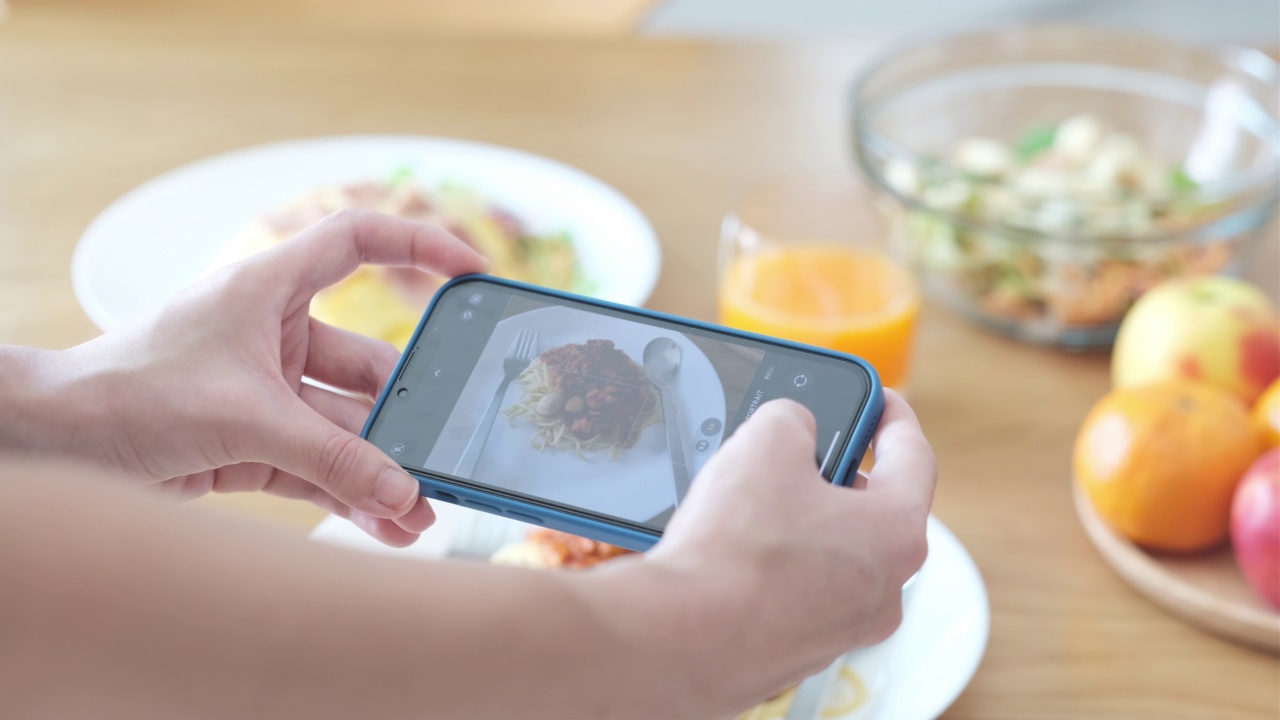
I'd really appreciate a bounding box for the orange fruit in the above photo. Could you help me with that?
[719,245,920,388]
[1075,381,1262,553]
[1254,378,1280,448]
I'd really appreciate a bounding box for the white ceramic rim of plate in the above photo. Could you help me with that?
[875,514,990,719]
[72,134,662,332]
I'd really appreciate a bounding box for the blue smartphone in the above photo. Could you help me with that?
[362,275,884,551]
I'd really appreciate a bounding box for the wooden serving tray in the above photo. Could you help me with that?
[1073,482,1280,654]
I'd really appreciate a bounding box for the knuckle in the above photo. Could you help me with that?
[797,653,837,681]
[904,534,929,573]
[854,577,906,647]
[307,208,367,269]
[894,491,932,524]
[868,598,904,645]
[316,431,365,492]
[408,221,450,267]
[884,513,929,576]
[197,260,257,308]
[312,208,367,250]
[376,339,400,365]
[368,340,400,388]
[325,206,366,228]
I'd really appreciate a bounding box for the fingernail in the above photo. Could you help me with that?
[375,467,418,512]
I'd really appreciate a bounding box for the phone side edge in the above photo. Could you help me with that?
[413,474,661,552]
[359,274,489,441]
[830,368,885,488]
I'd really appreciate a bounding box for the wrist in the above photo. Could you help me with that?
[0,345,61,452]
[0,342,120,460]
[581,557,758,719]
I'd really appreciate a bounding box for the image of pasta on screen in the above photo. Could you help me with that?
[503,339,662,461]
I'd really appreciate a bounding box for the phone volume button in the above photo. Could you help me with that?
[462,500,502,515]
[392,348,417,388]
[504,510,545,526]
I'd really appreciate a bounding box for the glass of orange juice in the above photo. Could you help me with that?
[718,176,921,391]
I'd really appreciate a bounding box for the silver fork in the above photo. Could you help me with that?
[453,328,539,479]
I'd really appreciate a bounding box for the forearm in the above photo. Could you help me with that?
[0,455,717,720]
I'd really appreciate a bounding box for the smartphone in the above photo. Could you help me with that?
[363,275,884,551]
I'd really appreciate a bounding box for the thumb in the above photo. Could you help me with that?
[697,399,820,489]
[731,398,818,463]
[254,397,420,518]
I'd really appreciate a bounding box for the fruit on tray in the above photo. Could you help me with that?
[1075,381,1263,553]
[1231,449,1280,610]
[1112,276,1280,406]
[1254,379,1280,449]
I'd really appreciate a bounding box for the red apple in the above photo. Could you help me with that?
[1113,276,1280,407]
[1231,448,1280,609]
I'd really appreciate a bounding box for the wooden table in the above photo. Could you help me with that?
[2,3,1277,717]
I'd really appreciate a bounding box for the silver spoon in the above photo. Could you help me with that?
[643,337,691,503]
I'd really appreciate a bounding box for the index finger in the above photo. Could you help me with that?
[265,209,490,306]
[866,389,936,508]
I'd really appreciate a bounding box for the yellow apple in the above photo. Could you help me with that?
[1113,276,1280,406]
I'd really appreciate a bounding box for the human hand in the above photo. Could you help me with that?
[628,391,935,716]
[36,210,488,545]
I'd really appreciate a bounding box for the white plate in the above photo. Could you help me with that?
[72,135,661,331]
[862,516,989,719]
[310,512,989,719]
[419,305,725,523]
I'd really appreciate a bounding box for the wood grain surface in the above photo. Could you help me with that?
[1075,482,1280,654]
[1,3,1277,718]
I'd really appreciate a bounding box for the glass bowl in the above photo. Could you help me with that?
[852,24,1280,348]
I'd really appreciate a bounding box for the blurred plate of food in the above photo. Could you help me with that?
[72,135,660,343]
[311,508,989,719]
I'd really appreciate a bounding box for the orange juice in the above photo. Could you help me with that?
[719,244,920,388]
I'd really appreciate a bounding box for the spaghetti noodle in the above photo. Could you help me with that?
[503,339,661,461]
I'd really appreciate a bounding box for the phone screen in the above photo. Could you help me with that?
[366,278,873,533]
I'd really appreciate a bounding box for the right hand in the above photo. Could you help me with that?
[647,391,935,716]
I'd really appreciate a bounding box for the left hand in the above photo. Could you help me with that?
[38,209,488,545]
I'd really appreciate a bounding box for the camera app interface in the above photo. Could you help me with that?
[367,281,872,532]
